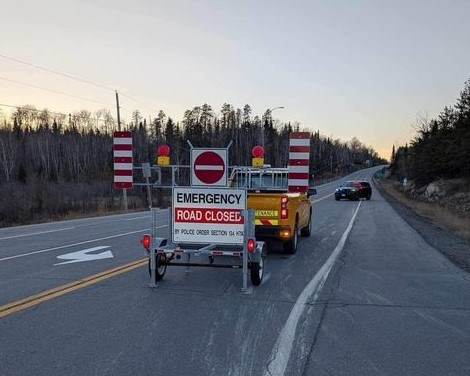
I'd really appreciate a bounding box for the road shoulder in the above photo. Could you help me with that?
[374,178,470,273]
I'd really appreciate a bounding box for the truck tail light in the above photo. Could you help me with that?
[247,238,256,253]
[141,234,151,249]
[281,196,289,219]
[280,229,291,238]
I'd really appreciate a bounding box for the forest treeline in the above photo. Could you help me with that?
[0,103,385,226]
[391,78,470,185]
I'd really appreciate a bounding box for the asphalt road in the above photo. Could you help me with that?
[1,167,469,376]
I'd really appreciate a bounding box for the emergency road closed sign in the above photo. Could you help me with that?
[172,187,246,245]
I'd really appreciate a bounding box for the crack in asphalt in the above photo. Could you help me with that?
[323,301,470,311]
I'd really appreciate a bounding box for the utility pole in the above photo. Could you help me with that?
[116,90,128,212]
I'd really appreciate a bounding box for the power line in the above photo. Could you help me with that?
[0,53,115,92]
[119,92,159,114]
[0,76,114,107]
[0,103,114,124]
[0,103,69,117]
[0,53,159,114]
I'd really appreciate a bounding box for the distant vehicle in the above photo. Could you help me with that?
[335,181,372,201]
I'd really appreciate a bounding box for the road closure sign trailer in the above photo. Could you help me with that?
[172,187,246,245]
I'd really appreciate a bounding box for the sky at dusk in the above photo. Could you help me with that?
[1,0,469,160]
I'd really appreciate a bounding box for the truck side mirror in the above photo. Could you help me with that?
[307,187,317,197]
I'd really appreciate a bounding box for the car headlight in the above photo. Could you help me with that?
[335,188,340,192]
[351,188,357,192]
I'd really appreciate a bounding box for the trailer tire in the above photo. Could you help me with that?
[148,254,167,282]
[250,249,265,286]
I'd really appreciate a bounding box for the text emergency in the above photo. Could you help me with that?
[176,192,243,205]
[175,208,243,224]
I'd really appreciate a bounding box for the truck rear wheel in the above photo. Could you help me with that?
[283,222,298,254]
[300,209,312,237]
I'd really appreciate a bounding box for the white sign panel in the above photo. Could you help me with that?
[173,187,246,245]
[191,148,228,187]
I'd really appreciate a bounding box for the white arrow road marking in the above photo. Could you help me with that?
[54,246,113,266]
[0,227,168,262]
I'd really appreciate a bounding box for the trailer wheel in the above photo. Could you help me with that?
[250,251,265,286]
[148,254,167,282]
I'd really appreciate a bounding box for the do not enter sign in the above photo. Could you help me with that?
[191,149,228,187]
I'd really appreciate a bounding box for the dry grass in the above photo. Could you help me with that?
[377,179,470,241]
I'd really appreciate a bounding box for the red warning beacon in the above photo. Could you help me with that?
[252,145,264,167]
[157,144,170,165]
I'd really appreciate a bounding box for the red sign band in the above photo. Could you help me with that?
[174,208,244,224]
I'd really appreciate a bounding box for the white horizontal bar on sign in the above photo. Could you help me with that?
[194,165,224,171]
[289,152,310,160]
[288,179,309,186]
[114,163,133,170]
[114,176,133,183]
[113,138,132,145]
[290,138,310,146]
[114,150,133,158]
[288,165,309,173]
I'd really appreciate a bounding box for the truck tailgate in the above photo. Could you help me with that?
[247,194,281,225]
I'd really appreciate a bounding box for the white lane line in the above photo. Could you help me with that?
[0,227,76,241]
[264,201,361,376]
[0,210,168,232]
[312,193,334,203]
[0,226,167,262]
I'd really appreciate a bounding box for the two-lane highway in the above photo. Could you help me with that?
[1,167,470,376]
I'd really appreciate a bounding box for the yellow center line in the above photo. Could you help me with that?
[313,193,334,203]
[0,258,147,319]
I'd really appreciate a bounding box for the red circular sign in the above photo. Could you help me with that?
[194,151,225,184]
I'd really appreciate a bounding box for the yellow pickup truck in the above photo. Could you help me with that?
[229,167,316,254]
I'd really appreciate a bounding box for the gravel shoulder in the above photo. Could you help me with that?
[374,178,470,273]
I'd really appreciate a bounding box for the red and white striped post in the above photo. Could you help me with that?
[288,132,310,193]
[113,131,133,189]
